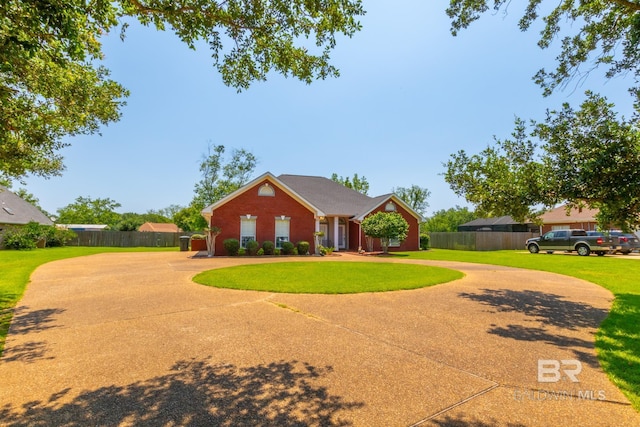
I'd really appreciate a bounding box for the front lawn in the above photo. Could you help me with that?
[402,249,640,411]
[193,261,463,294]
[0,247,177,355]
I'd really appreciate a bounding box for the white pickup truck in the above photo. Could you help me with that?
[525,229,619,256]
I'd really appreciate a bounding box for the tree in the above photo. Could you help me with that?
[392,185,430,216]
[113,211,171,231]
[173,205,208,232]
[422,206,477,233]
[446,0,640,97]
[444,92,640,230]
[444,117,548,223]
[56,196,122,227]
[360,212,409,254]
[192,144,257,208]
[331,173,370,195]
[1,1,365,180]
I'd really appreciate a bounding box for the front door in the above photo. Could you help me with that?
[320,223,329,247]
[338,224,346,249]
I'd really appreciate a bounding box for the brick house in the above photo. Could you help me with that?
[200,172,422,255]
[539,205,599,233]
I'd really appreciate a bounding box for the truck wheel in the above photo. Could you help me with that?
[528,244,539,254]
[576,244,590,256]
[597,251,605,256]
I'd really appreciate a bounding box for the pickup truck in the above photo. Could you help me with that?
[525,229,619,256]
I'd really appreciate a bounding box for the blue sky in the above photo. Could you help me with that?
[22,1,636,217]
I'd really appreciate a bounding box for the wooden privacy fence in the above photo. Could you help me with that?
[429,231,540,251]
[68,231,182,247]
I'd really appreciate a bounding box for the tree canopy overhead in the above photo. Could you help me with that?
[447,0,640,97]
[1,0,365,180]
[444,92,640,231]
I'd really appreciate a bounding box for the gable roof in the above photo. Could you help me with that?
[460,215,532,227]
[201,172,423,222]
[0,186,53,226]
[201,172,326,220]
[541,205,599,223]
[139,222,181,233]
[277,174,374,217]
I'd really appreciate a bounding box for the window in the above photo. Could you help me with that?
[258,184,275,196]
[240,217,256,248]
[275,217,290,248]
[385,201,396,212]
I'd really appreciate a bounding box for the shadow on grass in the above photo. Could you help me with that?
[458,289,607,330]
[0,359,364,426]
[596,293,640,408]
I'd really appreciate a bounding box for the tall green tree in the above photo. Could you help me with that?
[361,212,409,254]
[447,0,640,97]
[179,144,257,231]
[331,173,370,195]
[392,185,430,216]
[192,144,257,208]
[444,92,640,230]
[422,206,477,233]
[56,196,122,227]
[1,1,364,180]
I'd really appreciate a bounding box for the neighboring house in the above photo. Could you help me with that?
[0,186,53,231]
[200,172,422,255]
[139,222,181,233]
[458,215,536,232]
[57,224,109,231]
[539,205,599,233]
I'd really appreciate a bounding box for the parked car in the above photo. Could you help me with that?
[588,231,640,254]
[526,229,619,256]
[609,231,640,254]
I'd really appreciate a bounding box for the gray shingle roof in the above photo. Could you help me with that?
[0,186,53,226]
[277,175,376,217]
[460,215,530,227]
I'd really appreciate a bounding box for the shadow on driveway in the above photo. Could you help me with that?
[0,358,364,426]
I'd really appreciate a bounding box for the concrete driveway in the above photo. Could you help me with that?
[0,252,637,426]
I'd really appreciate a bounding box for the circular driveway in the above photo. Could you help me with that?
[0,252,638,426]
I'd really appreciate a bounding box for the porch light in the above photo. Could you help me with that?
[281,215,286,220]
[246,214,251,219]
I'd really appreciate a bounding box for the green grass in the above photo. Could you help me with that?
[0,246,177,355]
[193,261,464,294]
[401,249,640,411]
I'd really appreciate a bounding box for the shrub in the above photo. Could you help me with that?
[223,238,240,256]
[245,240,259,255]
[238,247,246,256]
[420,233,430,250]
[296,241,310,255]
[2,227,37,250]
[44,227,77,247]
[281,241,295,255]
[274,248,281,255]
[262,240,275,255]
[257,248,264,256]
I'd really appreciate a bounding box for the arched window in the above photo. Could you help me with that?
[385,201,396,212]
[258,184,275,196]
